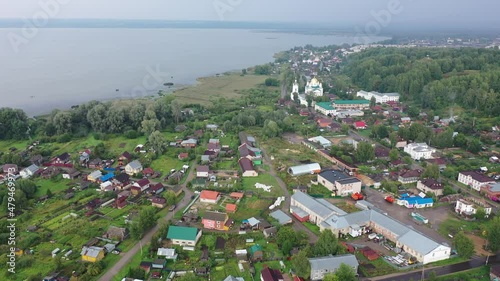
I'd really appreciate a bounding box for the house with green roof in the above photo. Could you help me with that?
[166,226,202,246]
[333,99,370,110]
[314,102,336,116]
[249,244,263,261]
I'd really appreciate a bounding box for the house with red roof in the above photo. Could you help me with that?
[239,158,258,177]
[355,121,367,130]
[133,178,150,192]
[178,153,189,160]
[200,190,221,204]
[261,267,284,281]
[226,204,237,213]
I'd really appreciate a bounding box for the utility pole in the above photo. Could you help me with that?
[420,266,425,281]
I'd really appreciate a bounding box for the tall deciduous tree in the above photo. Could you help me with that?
[333,263,357,281]
[488,216,500,252]
[312,230,339,257]
[422,164,440,179]
[148,131,167,155]
[291,250,311,278]
[454,232,475,258]
[355,142,375,163]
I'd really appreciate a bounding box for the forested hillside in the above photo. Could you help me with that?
[342,48,500,115]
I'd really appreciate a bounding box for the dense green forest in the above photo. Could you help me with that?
[342,47,500,115]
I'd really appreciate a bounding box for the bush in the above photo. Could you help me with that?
[125,130,140,139]
[57,133,72,143]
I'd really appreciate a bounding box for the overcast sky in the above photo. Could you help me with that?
[1,0,499,25]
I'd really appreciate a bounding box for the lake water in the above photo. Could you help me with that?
[0,28,385,116]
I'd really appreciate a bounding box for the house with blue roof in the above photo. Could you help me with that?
[100,173,115,182]
[397,195,433,209]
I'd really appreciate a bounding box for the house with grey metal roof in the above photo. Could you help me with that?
[20,164,39,179]
[309,254,359,281]
[270,210,293,225]
[125,160,143,176]
[318,170,362,196]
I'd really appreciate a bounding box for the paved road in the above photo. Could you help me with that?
[365,254,499,281]
[260,145,319,242]
[98,166,196,281]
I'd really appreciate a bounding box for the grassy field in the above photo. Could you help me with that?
[172,73,270,105]
[34,176,74,197]
[303,222,321,236]
[241,173,284,197]
[231,197,273,221]
[437,217,484,238]
[433,265,490,281]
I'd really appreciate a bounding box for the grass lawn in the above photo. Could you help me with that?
[357,129,372,138]
[34,176,74,197]
[241,173,284,197]
[303,222,321,236]
[217,160,237,170]
[231,197,273,221]
[438,217,483,238]
[309,184,333,198]
[428,255,468,267]
[172,73,269,105]
[433,265,490,281]
[211,260,254,281]
[150,156,185,175]
[0,140,30,151]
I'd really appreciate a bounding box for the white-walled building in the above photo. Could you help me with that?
[457,171,496,191]
[357,90,400,103]
[317,170,362,196]
[305,77,324,97]
[309,255,359,281]
[314,102,336,116]
[404,143,436,160]
[455,199,492,217]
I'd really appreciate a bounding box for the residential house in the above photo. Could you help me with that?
[374,146,390,159]
[30,154,43,166]
[202,211,229,231]
[103,226,128,241]
[455,199,492,218]
[51,152,71,165]
[263,226,277,238]
[249,244,263,261]
[239,158,258,177]
[140,261,152,273]
[239,132,257,147]
[417,179,444,196]
[20,164,39,179]
[166,226,202,246]
[151,197,167,208]
[79,150,90,166]
[114,192,129,209]
[80,246,105,262]
[317,170,362,196]
[426,158,447,170]
[260,267,284,281]
[113,173,130,188]
[175,125,187,132]
[401,117,411,124]
[404,143,436,160]
[2,164,18,174]
[206,124,218,131]
[458,171,495,191]
[87,170,103,183]
[398,169,423,184]
[125,160,143,176]
[207,141,221,152]
[152,259,166,270]
[143,168,155,177]
[354,121,367,130]
[288,163,322,176]
[196,165,210,178]
[157,248,178,260]
[226,203,237,213]
[178,153,189,160]
[224,276,244,281]
[99,173,114,183]
[149,182,165,195]
[88,158,103,169]
[118,151,132,165]
[200,190,221,204]
[239,144,262,165]
[270,210,293,225]
[62,168,81,180]
[230,192,244,200]
[317,118,332,128]
[133,179,151,192]
[169,185,183,197]
[181,138,198,148]
[40,166,60,179]
[481,182,500,201]
[309,255,359,281]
